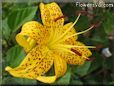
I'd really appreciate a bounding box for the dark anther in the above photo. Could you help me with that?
[71,48,82,56]
[54,15,66,22]
[90,21,102,28]
[86,57,95,61]
[76,10,95,17]
[92,44,104,51]
[76,11,101,28]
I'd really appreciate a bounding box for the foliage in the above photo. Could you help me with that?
[2,2,114,85]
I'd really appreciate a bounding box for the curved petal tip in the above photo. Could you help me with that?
[5,66,12,71]
[37,76,56,83]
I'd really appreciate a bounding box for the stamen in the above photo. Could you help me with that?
[59,25,94,43]
[76,11,95,17]
[50,13,81,45]
[86,57,95,61]
[55,44,96,49]
[71,48,82,56]
[82,56,90,60]
[59,13,81,39]
[91,21,101,28]
[92,44,103,51]
[54,15,65,22]
[48,15,65,44]
[75,25,94,35]
[71,49,90,60]
[55,47,75,55]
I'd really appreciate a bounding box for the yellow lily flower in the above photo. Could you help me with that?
[5,2,95,83]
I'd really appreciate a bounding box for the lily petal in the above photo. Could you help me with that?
[73,41,92,57]
[16,21,49,51]
[36,54,67,83]
[61,53,86,65]
[40,2,64,27]
[54,54,67,78]
[61,41,92,65]
[32,53,67,83]
[5,45,53,79]
[37,76,56,83]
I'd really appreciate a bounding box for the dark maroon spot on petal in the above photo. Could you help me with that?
[39,58,41,60]
[71,48,82,56]
[28,75,32,77]
[28,58,30,61]
[36,62,38,64]
[25,63,28,66]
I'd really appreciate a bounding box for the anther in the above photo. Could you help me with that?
[86,57,95,61]
[90,21,102,28]
[54,15,66,22]
[92,44,104,51]
[71,48,82,56]
[76,10,95,17]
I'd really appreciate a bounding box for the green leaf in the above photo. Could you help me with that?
[7,6,38,33]
[90,27,109,45]
[55,68,71,85]
[2,18,11,40]
[88,52,103,73]
[91,35,108,45]
[3,6,38,40]
[3,45,37,85]
[71,80,83,85]
[74,62,91,76]
[2,76,37,85]
[84,75,101,85]
[102,57,113,70]
[103,10,114,34]
[111,73,114,80]
[109,81,114,85]
[70,15,90,31]
[5,45,25,67]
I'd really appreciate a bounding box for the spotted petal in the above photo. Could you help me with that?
[36,54,67,83]
[16,21,49,52]
[5,45,53,79]
[54,54,67,78]
[40,2,64,27]
[36,54,67,84]
[61,41,92,65]
[37,76,56,83]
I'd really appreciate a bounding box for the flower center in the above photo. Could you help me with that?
[46,13,95,54]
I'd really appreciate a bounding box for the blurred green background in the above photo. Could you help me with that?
[1,1,114,85]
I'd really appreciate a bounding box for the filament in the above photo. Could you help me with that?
[58,25,94,43]
[49,13,81,45]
